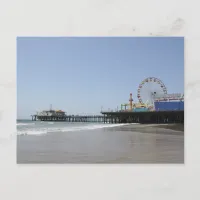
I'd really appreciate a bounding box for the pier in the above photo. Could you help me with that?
[101,110,184,124]
[31,110,184,124]
[31,80,184,125]
[31,114,105,123]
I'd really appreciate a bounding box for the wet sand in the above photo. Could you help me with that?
[156,123,184,132]
[17,124,184,164]
[110,123,184,135]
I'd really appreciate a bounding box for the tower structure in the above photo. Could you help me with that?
[129,93,133,111]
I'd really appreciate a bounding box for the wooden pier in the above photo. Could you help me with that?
[31,110,184,124]
[31,115,105,123]
[101,110,184,124]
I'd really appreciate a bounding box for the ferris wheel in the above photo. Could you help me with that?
[137,77,167,105]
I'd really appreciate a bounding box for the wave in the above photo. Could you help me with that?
[17,123,135,136]
[17,123,35,126]
[47,122,54,124]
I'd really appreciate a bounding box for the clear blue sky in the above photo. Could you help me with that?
[17,37,184,119]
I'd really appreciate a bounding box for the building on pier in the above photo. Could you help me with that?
[31,107,67,121]
[37,109,66,117]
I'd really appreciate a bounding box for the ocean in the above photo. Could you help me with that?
[17,120,184,164]
[17,120,125,136]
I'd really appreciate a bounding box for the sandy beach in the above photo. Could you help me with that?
[17,123,184,164]
[110,123,184,135]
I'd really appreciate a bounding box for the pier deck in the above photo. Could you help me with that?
[31,110,184,124]
[31,115,104,123]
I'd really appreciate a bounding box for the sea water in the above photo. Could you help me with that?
[17,120,184,164]
[17,119,126,136]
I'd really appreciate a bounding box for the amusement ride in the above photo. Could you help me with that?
[120,77,183,112]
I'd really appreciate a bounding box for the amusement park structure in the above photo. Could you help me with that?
[99,76,184,124]
[119,77,184,112]
[121,93,150,111]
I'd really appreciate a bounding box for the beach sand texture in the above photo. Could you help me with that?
[17,124,184,164]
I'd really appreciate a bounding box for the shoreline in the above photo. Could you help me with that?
[17,122,184,164]
[154,123,184,132]
[107,123,184,136]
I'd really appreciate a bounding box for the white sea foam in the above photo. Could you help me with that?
[17,123,35,126]
[17,123,135,136]
[47,122,54,124]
